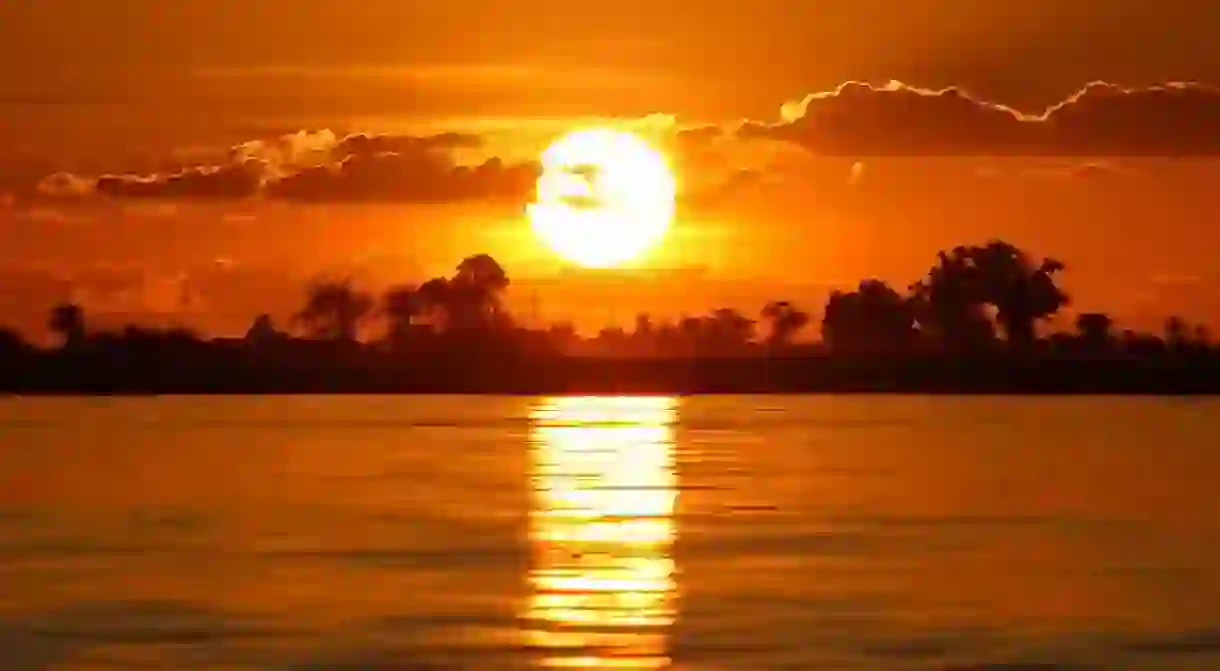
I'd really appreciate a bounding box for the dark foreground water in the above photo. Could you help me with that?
[1,395,1218,670]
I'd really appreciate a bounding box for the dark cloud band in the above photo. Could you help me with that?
[24,80,1220,205]
[36,131,539,204]
[725,81,1220,157]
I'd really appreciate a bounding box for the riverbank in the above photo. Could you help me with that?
[4,353,1218,394]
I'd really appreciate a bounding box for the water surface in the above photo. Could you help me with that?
[1,395,1218,670]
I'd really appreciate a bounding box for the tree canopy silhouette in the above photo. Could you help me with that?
[1075,313,1114,352]
[294,279,374,342]
[760,300,809,347]
[910,241,1067,349]
[707,308,755,349]
[380,284,422,345]
[822,280,918,354]
[244,313,284,345]
[449,253,511,330]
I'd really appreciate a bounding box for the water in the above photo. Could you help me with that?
[1,395,1218,670]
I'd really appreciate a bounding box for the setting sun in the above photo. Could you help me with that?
[528,128,676,268]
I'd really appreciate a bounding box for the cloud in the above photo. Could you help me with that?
[675,124,726,146]
[714,81,1220,156]
[95,160,267,199]
[28,81,1218,206]
[226,130,483,176]
[1047,83,1220,155]
[229,129,338,176]
[37,131,535,204]
[333,131,483,157]
[35,172,94,199]
[625,113,681,137]
[266,153,538,204]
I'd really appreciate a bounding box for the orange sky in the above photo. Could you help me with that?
[1,2,1219,339]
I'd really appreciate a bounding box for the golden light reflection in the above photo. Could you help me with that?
[525,396,679,669]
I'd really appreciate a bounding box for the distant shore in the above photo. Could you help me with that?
[4,354,1218,395]
[7,244,1219,397]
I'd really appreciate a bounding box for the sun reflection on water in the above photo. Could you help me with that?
[525,396,679,669]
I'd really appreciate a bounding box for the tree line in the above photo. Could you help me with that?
[1,239,1218,394]
[2,241,1214,362]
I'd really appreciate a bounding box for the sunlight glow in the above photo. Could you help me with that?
[525,396,679,668]
[528,129,677,268]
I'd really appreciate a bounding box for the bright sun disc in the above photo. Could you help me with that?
[528,128,676,268]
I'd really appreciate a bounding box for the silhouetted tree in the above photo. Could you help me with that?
[595,325,629,352]
[822,280,918,353]
[971,241,1067,345]
[707,308,755,351]
[1165,316,1188,351]
[415,277,452,328]
[655,320,681,354]
[634,313,654,338]
[760,301,809,347]
[666,310,754,355]
[244,313,283,346]
[909,247,990,350]
[455,253,509,292]
[1116,328,1166,356]
[380,284,421,344]
[673,315,703,354]
[911,241,1067,350]
[295,279,373,341]
[1074,313,1114,352]
[48,302,85,348]
[7,243,1220,395]
[447,253,512,330]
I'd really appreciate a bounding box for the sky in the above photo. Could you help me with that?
[2,0,1219,339]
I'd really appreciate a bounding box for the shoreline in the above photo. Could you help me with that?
[4,355,1219,396]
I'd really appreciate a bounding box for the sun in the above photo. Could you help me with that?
[528,128,676,268]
